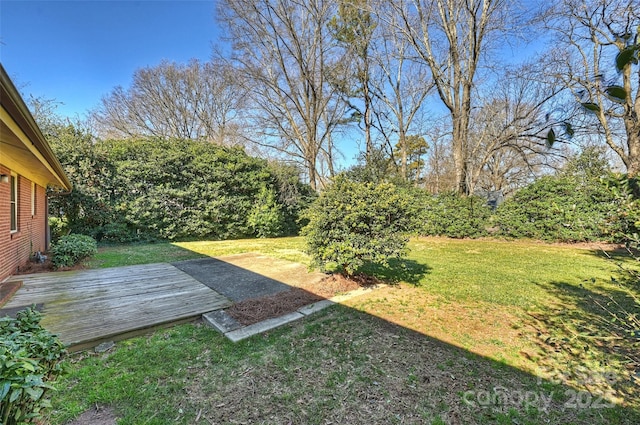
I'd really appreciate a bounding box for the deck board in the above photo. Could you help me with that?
[2,263,232,350]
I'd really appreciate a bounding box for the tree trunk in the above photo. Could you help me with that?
[307,157,318,191]
[451,111,470,195]
[364,77,373,162]
[399,128,408,181]
[622,51,640,178]
[628,131,640,178]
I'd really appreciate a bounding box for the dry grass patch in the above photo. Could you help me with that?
[342,284,536,369]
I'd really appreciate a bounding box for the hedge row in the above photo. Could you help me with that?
[408,174,638,243]
[48,128,314,242]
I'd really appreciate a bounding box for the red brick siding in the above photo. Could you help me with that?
[0,165,48,281]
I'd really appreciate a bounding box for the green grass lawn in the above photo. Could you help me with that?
[90,237,623,307]
[52,237,638,424]
[86,236,308,268]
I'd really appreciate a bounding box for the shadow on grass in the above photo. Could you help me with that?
[358,258,431,285]
[527,277,638,408]
[34,240,640,424]
[51,304,640,425]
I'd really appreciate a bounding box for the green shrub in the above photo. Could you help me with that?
[248,186,285,238]
[268,162,317,236]
[47,217,68,244]
[603,175,640,243]
[50,234,98,268]
[493,175,616,242]
[415,191,491,238]
[47,134,313,242]
[302,175,414,276]
[98,221,141,243]
[0,307,66,425]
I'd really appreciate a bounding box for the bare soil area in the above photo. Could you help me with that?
[14,258,86,275]
[64,405,117,425]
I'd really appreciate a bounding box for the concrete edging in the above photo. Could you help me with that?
[203,286,383,342]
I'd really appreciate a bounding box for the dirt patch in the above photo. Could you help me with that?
[14,259,54,274]
[226,273,381,326]
[65,405,117,425]
[14,258,86,275]
[0,281,22,308]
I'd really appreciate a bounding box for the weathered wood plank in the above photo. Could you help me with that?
[2,263,232,351]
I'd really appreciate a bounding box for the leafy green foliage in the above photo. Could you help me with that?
[0,308,66,425]
[50,234,98,269]
[415,191,491,239]
[248,186,285,238]
[603,175,640,243]
[615,43,639,71]
[546,127,556,147]
[605,85,627,102]
[47,124,116,241]
[303,175,413,276]
[266,162,317,236]
[344,147,404,185]
[493,148,622,242]
[581,102,601,112]
[47,217,68,244]
[395,135,429,183]
[111,138,273,240]
[493,176,615,242]
[47,129,311,241]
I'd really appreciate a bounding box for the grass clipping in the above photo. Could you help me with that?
[226,274,378,326]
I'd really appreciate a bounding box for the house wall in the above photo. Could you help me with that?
[0,164,48,282]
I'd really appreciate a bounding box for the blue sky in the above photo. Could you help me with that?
[1,0,220,118]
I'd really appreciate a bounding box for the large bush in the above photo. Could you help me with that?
[47,217,68,244]
[492,147,630,243]
[0,308,66,425]
[493,175,616,242]
[415,191,491,238]
[48,131,312,241]
[47,124,116,241]
[303,175,414,276]
[603,175,640,243]
[248,186,285,238]
[50,234,98,268]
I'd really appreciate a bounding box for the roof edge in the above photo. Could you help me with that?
[0,63,72,191]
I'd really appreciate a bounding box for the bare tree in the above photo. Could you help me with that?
[218,0,347,191]
[389,0,519,194]
[423,124,457,194]
[329,0,377,162]
[93,59,247,144]
[544,0,640,176]
[369,1,433,181]
[466,63,568,194]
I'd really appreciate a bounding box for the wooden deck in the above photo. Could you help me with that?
[1,263,232,351]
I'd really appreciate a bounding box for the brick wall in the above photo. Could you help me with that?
[0,164,48,281]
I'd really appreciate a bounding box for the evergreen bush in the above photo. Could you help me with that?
[248,186,285,238]
[0,308,66,425]
[47,132,312,241]
[493,175,616,242]
[415,191,491,238]
[303,175,414,276]
[50,234,98,268]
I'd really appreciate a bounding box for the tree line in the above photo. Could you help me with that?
[87,0,638,195]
